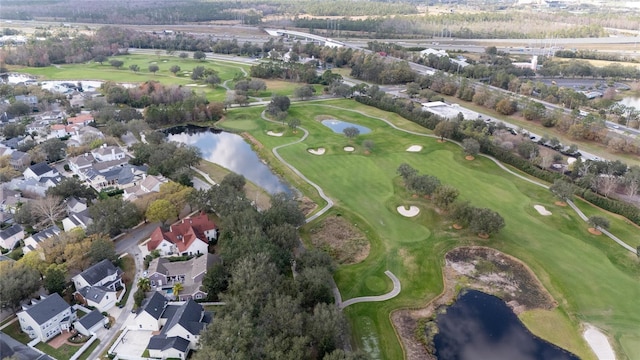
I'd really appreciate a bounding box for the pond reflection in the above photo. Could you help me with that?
[321,119,371,134]
[165,125,291,195]
[434,290,579,360]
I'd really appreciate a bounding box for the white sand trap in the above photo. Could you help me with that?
[185,83,198,87]
[406,145,423,152]
[397,206,420,217]
[567,157,577,165]
[267,131,283,137]
[308,148,326,155]
[344,146,355,152]
[584,325,616,360]
[534,205,552,216]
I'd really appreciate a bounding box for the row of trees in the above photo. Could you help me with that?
[397,164,505,236]
[175,173,359,359]
[130,135,201,186]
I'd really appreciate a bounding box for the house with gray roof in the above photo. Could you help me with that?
[0,331,53,360]
[135,292,169,331]
[0,223,24,250]
[23,225,61,254]
[147,253,220,301]
[24,162,59,181]
[72,259,124,312]
[0,187,22,213]
[17,293,76,343]
[62,209,93,232]
[75,310,107,336]
[146,299,212,359]
[9,151,30,171]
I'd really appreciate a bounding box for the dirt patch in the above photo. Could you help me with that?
[392,246,556,360]
[588,227,602,235]
[297,196,318,217]
[241,132,263,149]
[452,223,463,230]
[555,201,568,207]
[465,155,475,160]
[308,215,370,265]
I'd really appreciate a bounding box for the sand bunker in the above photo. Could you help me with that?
[397,206,420,217]
[344,146,355,152]
[308,148,326,155]
[406,145,423,152]
[267,131,283,137]
[534,205,552,216]
[584,325,616,360]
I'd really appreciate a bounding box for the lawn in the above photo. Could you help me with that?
[77,339,101,360]
[2,321,31,344]
[220,99,640,360]
[36,341,84,359]
[118,255,136,307]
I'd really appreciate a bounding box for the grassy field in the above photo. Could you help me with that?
[10,54,323,102]
[219,99,640,360]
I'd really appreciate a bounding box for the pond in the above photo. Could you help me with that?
[434,290,579,360]
[321,119,371,134]
[165,125,291,195]
[619,97,640,109]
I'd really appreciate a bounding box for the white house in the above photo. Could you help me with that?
[135,292,169,331]
[123,174,166,201]
[23,225,61,254]
[62,210,93,232]
[145,213,217,257]
[23,162,59,181]
[91,144,126,162]
[147,299,211,359]
[18,293,76,343]
[74,309,107,336]
[72,259,124,312]
[0,224,24,250]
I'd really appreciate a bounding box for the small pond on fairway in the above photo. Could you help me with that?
[321,119,371,134]
[165,125,291,195]
[434,290,579,360]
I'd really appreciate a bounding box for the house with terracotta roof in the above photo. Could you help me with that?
[66,114,93,127]
[145,213,217,257]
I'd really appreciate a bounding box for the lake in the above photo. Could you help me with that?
[434,290,579,360]
[321,119,371,134]
[165,125,291,195]
[619,97,640,109]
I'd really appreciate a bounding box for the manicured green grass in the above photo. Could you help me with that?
[36,341,84,359]
[77,339,101,360]
[221,99,640,360]
[2,321,31,344]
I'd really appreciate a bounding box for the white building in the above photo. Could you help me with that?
[72,259,124,312]
[18,294,76,343]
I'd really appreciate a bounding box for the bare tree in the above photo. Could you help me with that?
[596,172,620,198]
[32,195,65,226]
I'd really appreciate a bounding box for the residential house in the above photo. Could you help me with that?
[26,120,51,136]
[23,162,59,182]
[8,176,60,197]
[134,292,169,331]
[73,259,124,312]
[146,299,212,359]
[74,310,107,336]
[123,174,167,201]
[0,331,54,360]
[73,126,104,145]
[66,114,93,127]
[0,187,22,213]
[50,124,79,138]
[17,293,76,343]
[9,151,30,171]
[91,144,125,162]
[68,154,95,174]
[62,209,93,232]
[65,197,87,214]
[23,225,61,254]
[146,213,217,257]
[147,253,220,301]
[0,224,24,250]
[14,95,38,110]
[1,136,25,149]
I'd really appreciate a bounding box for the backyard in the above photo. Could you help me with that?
[219,99,640,360]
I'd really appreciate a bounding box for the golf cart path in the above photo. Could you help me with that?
[338,271,401,309]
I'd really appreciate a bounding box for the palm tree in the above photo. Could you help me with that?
[137,278,151,292]
[173,283,184,299]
